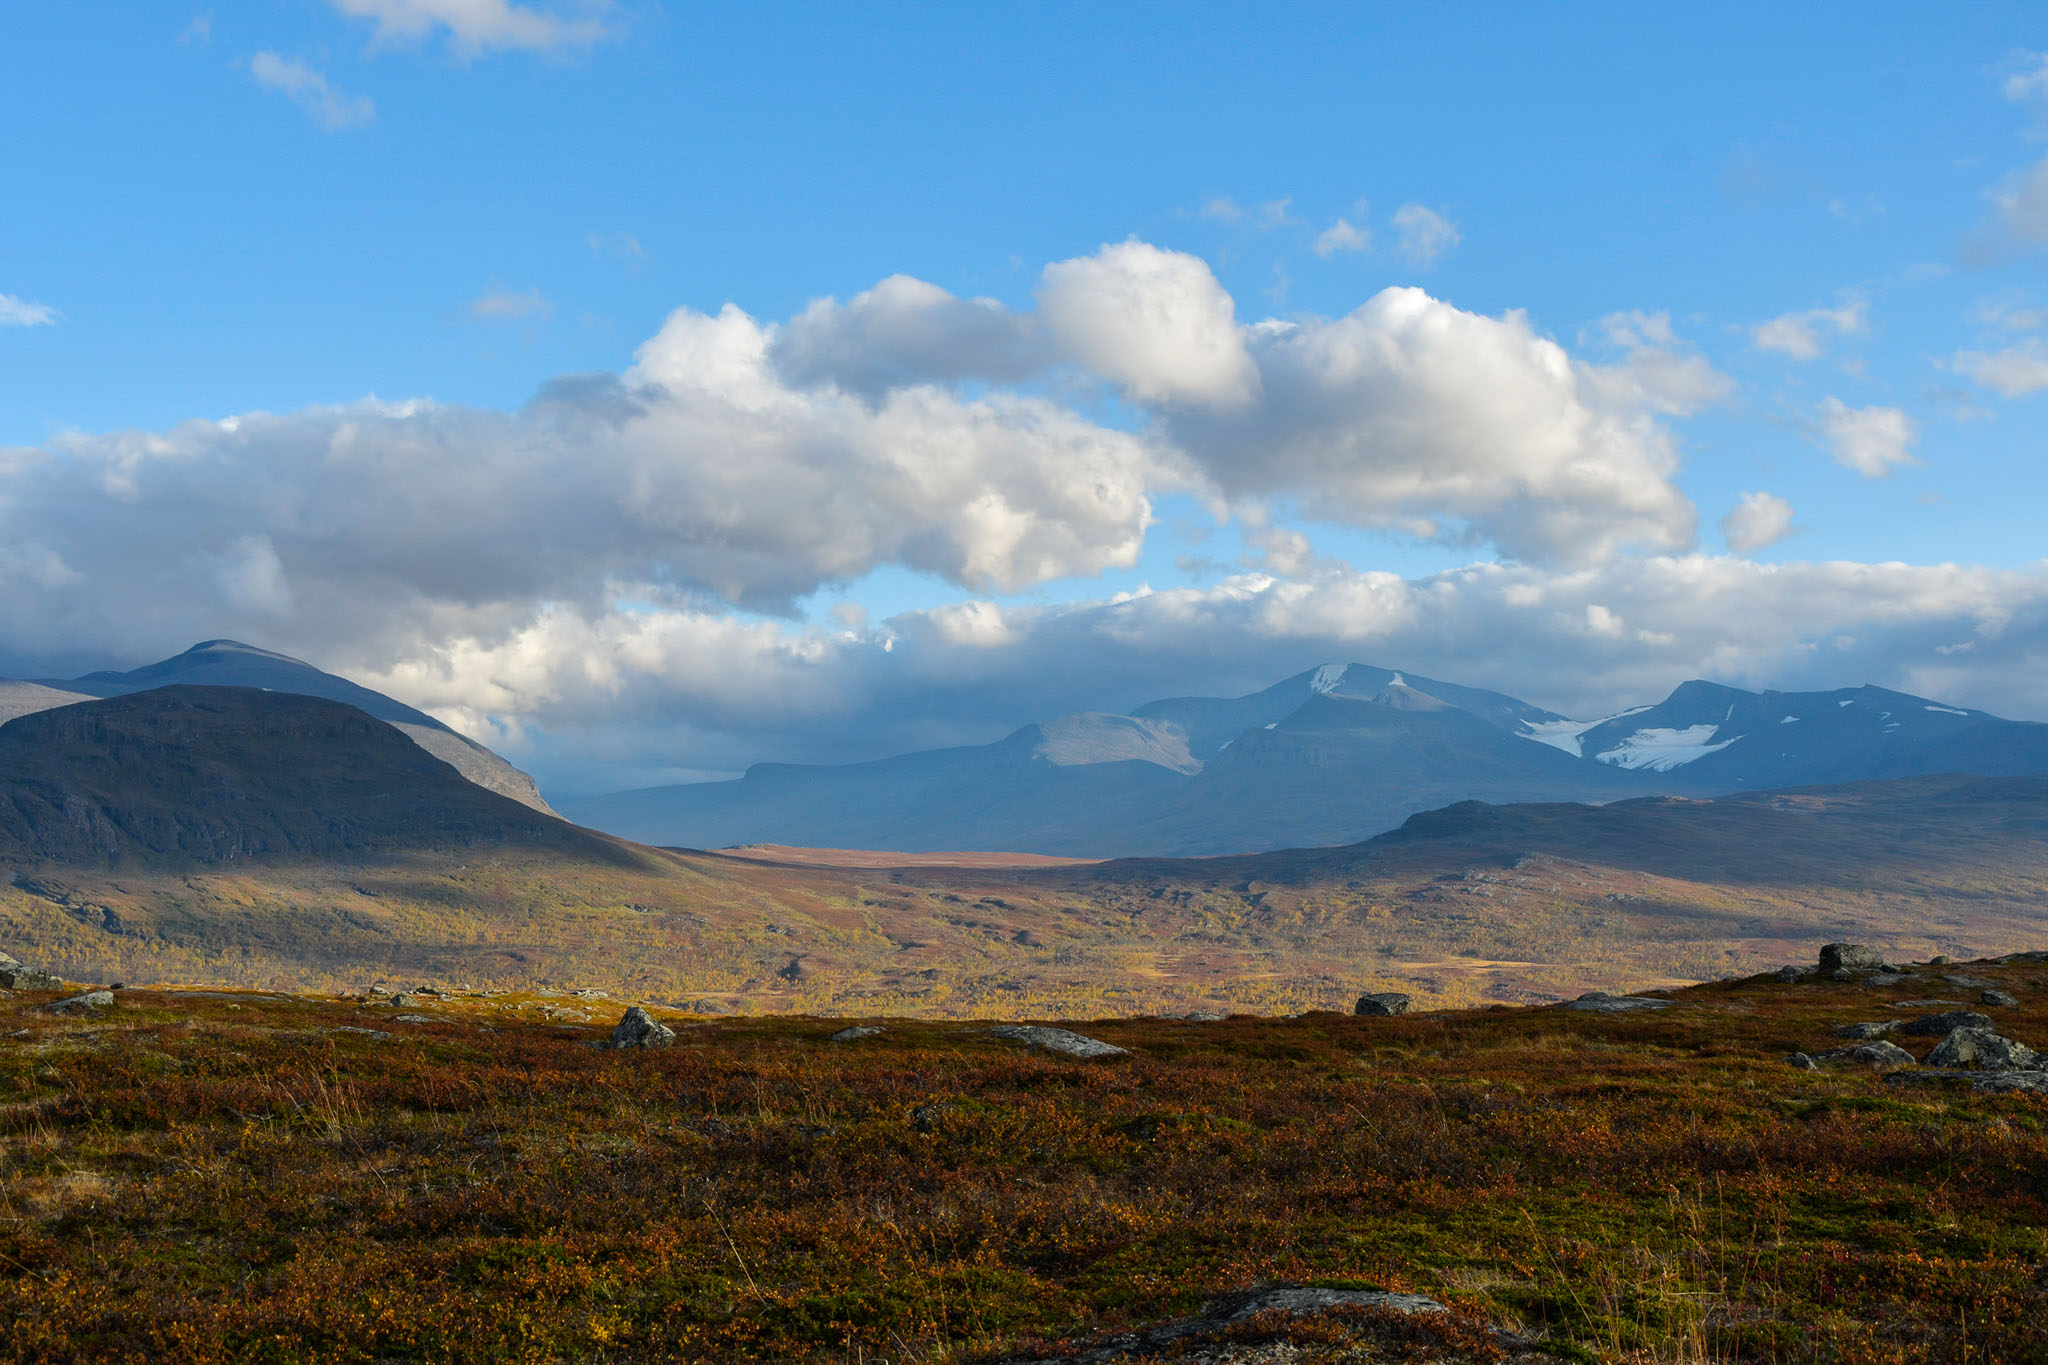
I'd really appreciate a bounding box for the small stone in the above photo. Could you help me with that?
[829,1025,883,1042]
[1833,1020,1902,1040]
[910,1101,956,1132]
[1898,1009,1995,1037]
[1773,965,1808,983]
[1819,943,1886,973]
[610,1006,677,1050]
[392,1014,433,1023]
[1927,1028,2038,1071]
[1353,991,1410,1016]
[1827,968,1856,982]
[42,989,113,1014]
[1895,999,1969,1010]
[1824,1040,1915,1067]
[987,1024,1127,1058]
[387,993,416,1007]
[1785,1052,1820,1071]
[1941,973,1992,989]
[1982,989,2020,1009]
[1864,972,1906,987]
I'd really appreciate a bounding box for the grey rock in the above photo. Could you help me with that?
[1819,943,1886,973]
[2000,950,2048,965]
[1001,1284,1449,1365]
[1773,965,1808,983]
[1785,1052,1820,1071]
[1833,1020,1902,1039]
[1827,968,1856,982]
[1822,1040,1915,1067]
[829,1025,884,1042]
[1941,974,1993,989]
[610,1006,677,1050]
[1563,993,1673,1013]
[910,1101,956,1132]
[1180,1009,1228,1022]
[1864,972,1907,987]
[392,1014,433,1023]
[1353,991,1410,1016]
[1929,955,1953,966]
[329,1026,394,1040]
[42,989,113,1014]
[386,993,416,1007]
[0,962,62,992]
[1895,999,1968,1010]
[988,1024,1128,1058]
[1899,1009,1994,1037]
[1982,989,2021,1009]
[1888,1069,2048,1095]
[1926,1028,2038,1071]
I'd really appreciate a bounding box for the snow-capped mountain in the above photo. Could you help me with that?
[563,664,2048,858]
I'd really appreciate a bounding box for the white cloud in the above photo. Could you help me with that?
[1952,340,2048,397]
[1818,397,1918,478]
[2003,52,2048,106]
[1162,287,1698,564]
[1313,217,1370,258]
[772,275,1044,400]
[1390,203,1459,267]
[327,0,614,55]
[1037,240,1260,409]
[249,52,376,130]
[467,283,552,321]
[1986,156,2048,249]
[1749,301,1866,361]
[0,294,59,328]
[1585,310,1734,416]
[1720,491,1796,553]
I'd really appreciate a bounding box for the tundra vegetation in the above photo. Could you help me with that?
[2,956,2046,1363]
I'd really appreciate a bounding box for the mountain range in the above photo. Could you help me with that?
[560,662,2048,856]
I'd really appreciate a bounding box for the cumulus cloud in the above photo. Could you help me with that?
[1750,301,1866,360]
[249,52,375,130]
[1391,203,1459,267]
[1818,397,1918,478]
[1162,288,1698,564]
[327,0,614,55]
[0,293,59,327]
[1037,240,1260,408]
[1720,491,1796,553]
[772,275,1044,400]
[1313,217,1370,258]
[1952,340,2048,397]
[1585,311,1734,416]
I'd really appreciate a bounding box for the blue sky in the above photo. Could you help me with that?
[6,3,2048,793]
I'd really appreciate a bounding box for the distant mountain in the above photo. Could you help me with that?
[6,640,550,812]
[0,686,619,867]
[562,664,2048,858]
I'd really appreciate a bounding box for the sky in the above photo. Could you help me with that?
[6,1,2048,797]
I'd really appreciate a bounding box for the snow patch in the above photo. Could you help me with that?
[1518,716,1602,757]
[1779,716,1799,724]
[1837,699,1856,707]
[1388,671,1407,688]
[1925,705,1970,717]
[1310,664,1348,695]
[1594,725,1740,772]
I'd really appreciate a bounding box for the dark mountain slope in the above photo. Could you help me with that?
[32,640,552,812]
[0,687,630,867]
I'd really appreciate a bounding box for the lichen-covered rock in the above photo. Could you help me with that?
[988,1025,1127,1059]
[1982,989,2021,1009]
[1898,1009,1994,1037]
[610,1006,676,1050]
[829,1025,883,1042]
[1353,992,1410,1016]
[1563,993,1673,1013]
[1926,1028,2038,1071]
[1833,1020,1901,1039]
[0,952,62,992]
[1819,943,1886,973]
[1823,1040,1914,1067]
[42,989,113,1014]
[1773,965,1808,983]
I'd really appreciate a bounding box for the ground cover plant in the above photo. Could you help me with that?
[3,958,2047,1362]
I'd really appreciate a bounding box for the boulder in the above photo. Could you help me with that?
[1823,1040,1914,1067]
[1898,1009,1994,1037]
[1773,965,1808,983]
[610,1006,676,1050]
[1819,943,1886,973]
[1833,1020,1901,1039]
[1563,993,1673,1013]
[1353,992,1410,1016]
[988,1025,1127,1059]
[0,954,62,992]
[41,989,113,1014]
[1785,1052,1820,1071]
[1889,1069,2048,1096]
[1982,989,2021,1009]
[1926,1028,2038,1071]
[1864,972,1907,987]
[1941,974,1992,989]
[829,1025,884,1042]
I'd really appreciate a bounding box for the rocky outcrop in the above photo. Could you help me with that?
[1926,1028,2038,1071]
[609,1006,676,1050]
[1899,1010,1994,1037]
[1563,992,1673,1013]
[988,1025,1127,1059]
[1819,943,1887,973]
[1353,992,1410,1016]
